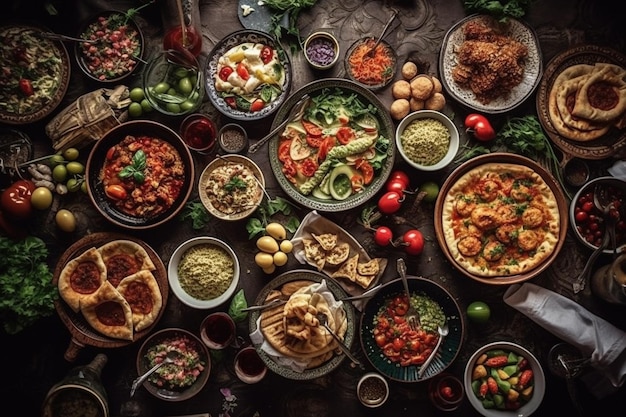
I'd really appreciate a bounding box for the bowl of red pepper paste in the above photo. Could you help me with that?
[85,120,194,229]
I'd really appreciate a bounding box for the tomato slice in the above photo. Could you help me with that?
[355,158,374,185]
[336,126,356,144]
[306,134,323,148]
[236,62,249,80]
[250,99,265,112]
[278,140,292,162]
[218,66,234,81]
[299,157,318,177]
[351,174,364,192]
[302,120,323,137]
[317,136,335,162]
[260,45,273,64]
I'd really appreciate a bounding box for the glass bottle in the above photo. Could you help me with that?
[161,0,203,57]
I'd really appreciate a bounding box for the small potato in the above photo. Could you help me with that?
[280,239,294,254]
[255,252,275,269]
[431,76,442,93]
[391,80,411,100]
[409,97,425,111]
[390,98,410,121]
[265,222,287,240]
[401,61,418,80]
[425,92,446,111]
[257,235,279,253]
[273,251,288,267]
[410,75,434,100]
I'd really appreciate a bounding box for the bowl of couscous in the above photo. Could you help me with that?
[395,110,459,171]
[168,236,240,309]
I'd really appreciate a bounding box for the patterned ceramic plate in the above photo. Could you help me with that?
[248,269,356,380]
[360,277,464,382]
[439,14,542,114]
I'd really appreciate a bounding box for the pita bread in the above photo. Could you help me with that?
[572,63,626,122]
[311,233,338,251]
[116,270,162,331]
[325,242,350,266]
[355,273,377,289]
[58,247,107,312]
[303,238,326,271]
[80,281,134,341]
[331,254,359,282]
[98,240,156,287]
[357,258,381,276]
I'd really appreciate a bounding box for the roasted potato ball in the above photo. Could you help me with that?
[392,80,411,100]
[410,75,434,100]
[425,92,446,111]
[401,61,419,80]
[410,97,425,111]
[390,98,410,120]
[431,76,443,94]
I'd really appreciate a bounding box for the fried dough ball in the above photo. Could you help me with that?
[410,75,435,100]
[410,97,425,111]
[431,76,443,93]
[390,98,410,120]
[522,207,544,228]
[402,61,419,80]
[425,92,446,111]
[392,80,412,100]
[457,235,481,257]
[518,229,540,251]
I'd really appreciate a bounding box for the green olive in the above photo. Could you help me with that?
[31,187,53,210]
[49,154,65,166]
[178,77,193,95]
[66,161,85,175]
[165,103,181,113]
[66,178,81,192]
[153,82,170,94]
[62,148,80,161]
[52,164,68,182]
[55,209,76,232]
[180,100,196,112]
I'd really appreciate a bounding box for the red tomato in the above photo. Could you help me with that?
[386,179,406,194]
[351,174,365,192]
[374,226,393,246]
[374,333,387,347]
[278,140,292,162]
[440,386,454,399]
[336,126,356,144]
[306,135,323,148]
[236,62,249,80]
[574,210,588,222]
[0,179,35,219]
[402,229,424,255]
[105,184,127,200]
[317,136,335,161]
[19,78,34,96]
[299,158,318,177]
[464,113,495,141]
[302,120,323,137]
[582,201,594,212]
[218,66,234,81]
[250,99,265,112]
[260,45,273,64]
[388,170,411,188]
[355,158,374,185]
[392,337,406,351]
[106,146,117,160]
[378,191,403,214]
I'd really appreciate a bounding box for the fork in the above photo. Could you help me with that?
[37,31,97,44]
[397,258,420,331]
[316,312,364,369]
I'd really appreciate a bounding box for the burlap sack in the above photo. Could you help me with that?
[45,85,131,151]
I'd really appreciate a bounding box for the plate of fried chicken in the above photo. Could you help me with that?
[439,14,542,114]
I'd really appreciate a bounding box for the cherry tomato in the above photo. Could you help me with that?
[19,78,34,96]
[374,226,393,246]
[260,45,273,64]
[355,158,374,185]
[236,62,249,80]
[581,201,594,212]
[440,386,454,400]
[105,184,127,200]
[218,66,234,81]
[574,210,588,222]
[402,229,424,255]
[392,337,405,351]
[388,170,410,189]
[336,126,355,144]
[374,333,387,347]
[464,113,496,141]
[386,178,406,195]
[224,96,237,109]
[378,191,403,214]
[0,179,35,219]
[250,99,265,112]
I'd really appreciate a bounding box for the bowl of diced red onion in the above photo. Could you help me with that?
[303,31,339,70]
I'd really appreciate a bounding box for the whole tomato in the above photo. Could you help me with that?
[386,178,407,195]
[378,191,403,215]
[1,179,35,219]
[374,226,393,246]
[388,170,411,189]
[464,113,495,142]
[402,229,424,255]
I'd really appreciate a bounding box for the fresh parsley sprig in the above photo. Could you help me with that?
[224,176,248,192]
[118,149,146,183]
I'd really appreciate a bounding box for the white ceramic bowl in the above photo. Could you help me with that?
[464,341,545,417]
[168,237,240,309]
[395,110,459,171]
[303,31,339,70]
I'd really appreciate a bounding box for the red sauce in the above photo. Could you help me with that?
[236,348,265,376]
[124,281,153,314]
[163,25,202,57]
[96,301,127,326]
[70,262,101,294]
[204,314,234,345]
[182,117,216,151]
[106,254,139,287]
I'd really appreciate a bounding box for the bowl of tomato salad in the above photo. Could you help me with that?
[85,120,194,229]
[359,276,465,382]
[75,10,144,83]
[344,37,397,90]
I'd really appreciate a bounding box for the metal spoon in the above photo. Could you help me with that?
[364,9,398,59]
[594,183,620,259]
[130,350,180,397]
[417,323,449,378]
[316,312,364,369]
[248,94,310,154]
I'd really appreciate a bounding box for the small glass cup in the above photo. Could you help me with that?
[200,312,236,350]
[218,123,248,154]
[428,373,464,411]
[180,113,217,154]
[357,372,389,408]
[234,346,267,384]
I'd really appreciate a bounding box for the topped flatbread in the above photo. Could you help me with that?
[572,63,626,122]
[80,280,134,341]
[98,240,156,287]
[58,247,107,312]
[117,270,162,332]
[442,163,560,277]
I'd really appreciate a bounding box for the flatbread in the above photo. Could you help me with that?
[331,254,359,282]
[311,233,338,251]
[98,240,156,287]
[80,281,134,341]
[116,270,162,331]
[325,242,350,266]
[442,163,560,277]
[58,247,107,312]
[572,63,626,122]
[302,238,326,271]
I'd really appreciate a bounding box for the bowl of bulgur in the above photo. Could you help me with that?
[395,110,459,171]
[168,236,240,309]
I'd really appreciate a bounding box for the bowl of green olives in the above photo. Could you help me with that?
[143,49,204,117]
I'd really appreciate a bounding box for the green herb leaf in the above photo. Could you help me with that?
[179,201,211,229]
[228,289,248,323]
[118,149,146,184]
[224,176,248,192]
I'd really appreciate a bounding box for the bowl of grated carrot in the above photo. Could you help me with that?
[344,37,397,90]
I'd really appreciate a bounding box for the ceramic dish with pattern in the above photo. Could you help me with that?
[248,269,356,380]
[204,29,291,121]
[85,120,194,230]
[268,78,395,212]
[344,37,397,90]
[0,24,71,125]
[536,44,626,160]
[360,277,465,383]
[439,14,542,114]
[434,153,568,285]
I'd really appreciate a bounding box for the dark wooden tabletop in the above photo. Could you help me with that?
[2,0,626,416]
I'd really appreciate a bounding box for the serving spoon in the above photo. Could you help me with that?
[130,351,180,397]
[364,9,398,59]
[316,312,364,369]
[417,323,449,378]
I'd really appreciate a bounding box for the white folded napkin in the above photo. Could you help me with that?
[503,282,626,397]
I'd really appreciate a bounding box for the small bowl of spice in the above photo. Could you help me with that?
[357,372,389,408]
[218,123,248,154]
[180,113,217,154]
[395,110,459,171]
[304,31,339,70]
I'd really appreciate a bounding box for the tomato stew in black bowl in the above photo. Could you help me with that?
[85,120,194,229]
